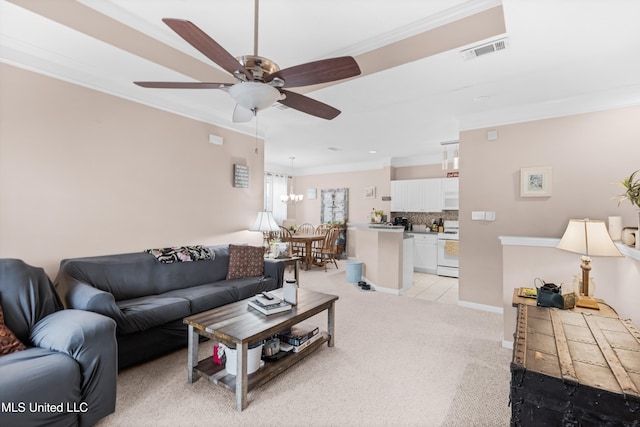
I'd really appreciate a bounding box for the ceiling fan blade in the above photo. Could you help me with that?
[266,56,361,88]
[232,104,255,123]
[134,82,230,89]
[278,89,341,120]
[162,18,253,81]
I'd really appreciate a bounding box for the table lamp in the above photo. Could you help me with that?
[249,210,280,256]
[556,218,623,309]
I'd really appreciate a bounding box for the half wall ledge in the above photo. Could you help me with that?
[498,235,640,261]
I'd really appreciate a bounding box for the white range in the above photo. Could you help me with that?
[437,220,459,278]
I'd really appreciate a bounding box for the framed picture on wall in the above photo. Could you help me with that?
[364,186,376,199]
[307,188,317,199]
[321,188,348,223]
[520,166,552,197]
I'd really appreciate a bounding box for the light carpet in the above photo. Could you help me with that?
[96,263,512,427]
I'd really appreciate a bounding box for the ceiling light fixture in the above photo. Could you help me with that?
[280,157,304,204]
[228,82,282,121]
[441,140,459,171]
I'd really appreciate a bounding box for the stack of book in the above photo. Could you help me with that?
[248,292,292,315]
[278,323,321,353]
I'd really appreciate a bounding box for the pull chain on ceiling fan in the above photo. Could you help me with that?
[134,0,361,123]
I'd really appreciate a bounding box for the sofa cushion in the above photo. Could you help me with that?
[116,295,191,335]
[163,283,239,314]
[0,305,26,355]
[226,276,279,300]
[227,245,264,280]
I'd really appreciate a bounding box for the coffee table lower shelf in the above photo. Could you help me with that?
[195,332,329,393]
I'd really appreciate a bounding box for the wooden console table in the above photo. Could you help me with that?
[511,288,619,317]
[510,289,640,425]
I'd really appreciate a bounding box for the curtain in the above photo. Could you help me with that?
[265,173,288,225]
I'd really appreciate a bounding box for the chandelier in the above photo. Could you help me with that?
[281,157,304,204]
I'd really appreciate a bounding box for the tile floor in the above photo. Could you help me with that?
[403,272,459,304]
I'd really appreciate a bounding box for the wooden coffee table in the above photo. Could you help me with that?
[183,288,338,411]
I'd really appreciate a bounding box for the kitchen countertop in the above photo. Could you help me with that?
[347,223,405,232]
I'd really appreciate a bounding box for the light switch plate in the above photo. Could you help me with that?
[485,211,496,221]
[472,211,486,220]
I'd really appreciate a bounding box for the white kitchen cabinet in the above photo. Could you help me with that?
[441,177,459,210]
[391,179,442,212]
[423,179,442,212]
[407,232,438,274]
[406,180,425,211]
[390,180,408,211]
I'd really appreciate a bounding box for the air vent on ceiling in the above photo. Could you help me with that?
[460,37,509,60]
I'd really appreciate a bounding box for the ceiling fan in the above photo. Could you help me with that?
[134,0,361,123]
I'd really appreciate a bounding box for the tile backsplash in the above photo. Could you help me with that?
[390,211,459,227]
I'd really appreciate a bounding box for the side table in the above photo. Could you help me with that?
[277,256,301,284]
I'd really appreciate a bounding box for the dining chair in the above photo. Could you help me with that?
[315,227,340,271]
[294,223,315,259]
[278,226,298,256]
[296,223,315,235]
[312,224,329,253]
[316,224,330,234]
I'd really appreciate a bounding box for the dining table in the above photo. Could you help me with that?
[287,233,326,270]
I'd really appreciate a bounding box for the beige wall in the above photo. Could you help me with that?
[460,105,640,308]
[0,64,264,278]
[291,167,392,225]
[391,163,447,180]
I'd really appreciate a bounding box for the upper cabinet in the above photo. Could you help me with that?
[391,178,458,212]
[390,180,408,212]
[441,177,459,210]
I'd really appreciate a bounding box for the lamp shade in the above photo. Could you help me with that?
[249,211,280,232]
[557,218,623,257]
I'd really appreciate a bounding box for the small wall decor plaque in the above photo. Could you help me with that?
[233,164,249,188]
[307,188,317,199]
[364,186,376,199]
[520,166,552,197]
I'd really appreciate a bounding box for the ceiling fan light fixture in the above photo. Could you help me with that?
[228,82,281,112]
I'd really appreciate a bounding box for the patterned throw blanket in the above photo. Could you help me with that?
[145,245,214,264]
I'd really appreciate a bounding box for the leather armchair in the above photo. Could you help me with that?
[0,259,117,427]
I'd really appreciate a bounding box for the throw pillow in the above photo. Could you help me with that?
[0,305,26,356]
[227,245,265,280]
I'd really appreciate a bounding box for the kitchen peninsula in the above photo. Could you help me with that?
[346,224,413,294]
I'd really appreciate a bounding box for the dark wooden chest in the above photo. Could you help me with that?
[510,304,640,426]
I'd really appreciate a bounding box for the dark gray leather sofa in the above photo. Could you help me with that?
[0,259,117,427]
[55,245,285,369]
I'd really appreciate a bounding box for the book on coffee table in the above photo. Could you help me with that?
[291,332,323,353]
[277,323,319,346]
[252,292,286,309]
[248,298,292,315]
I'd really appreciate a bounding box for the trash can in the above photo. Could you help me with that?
[346,261,362,283]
